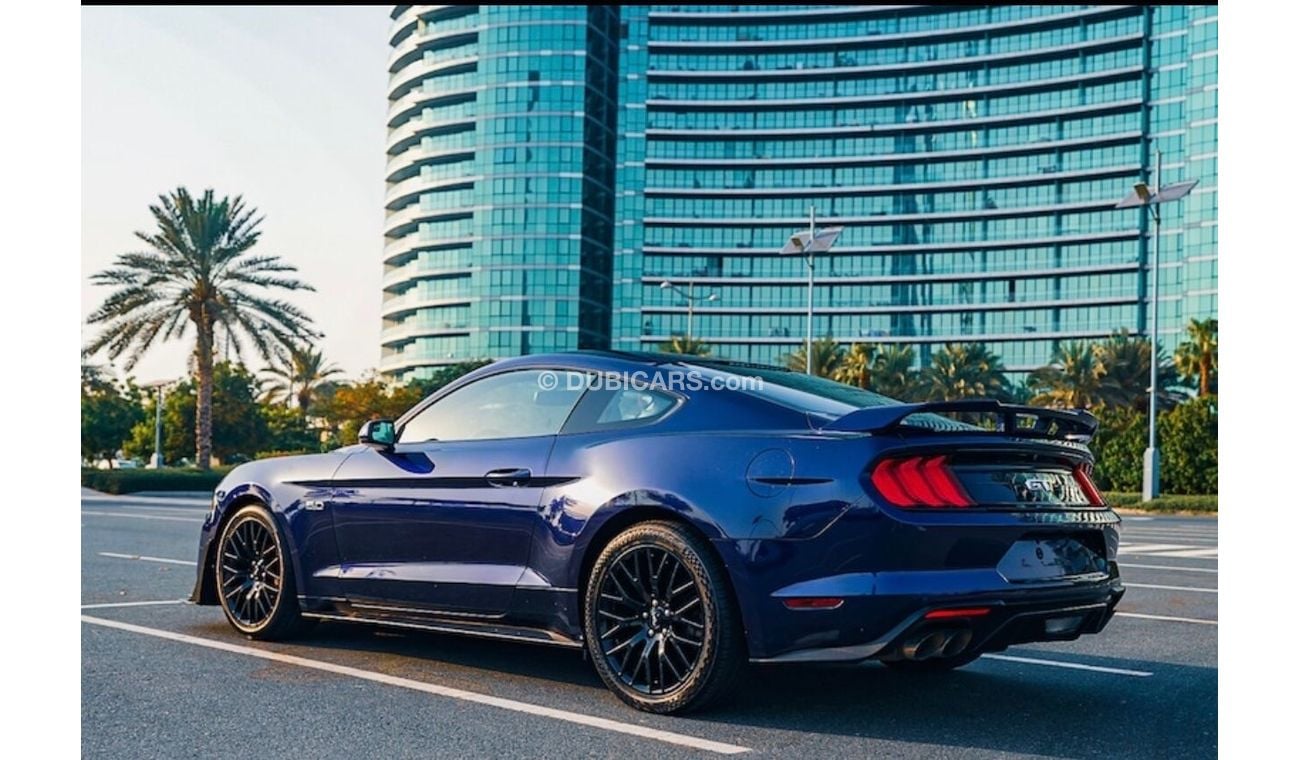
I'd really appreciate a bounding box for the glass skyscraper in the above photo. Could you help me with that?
[384,5,1217,381]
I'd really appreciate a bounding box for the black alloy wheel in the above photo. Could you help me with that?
[583,521,745,713]
[596,544,706,695]
[215,504,310,640]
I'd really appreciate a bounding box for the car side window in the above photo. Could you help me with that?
[596,388,677,424]
[562,384,681,434]
[398,370,588,443]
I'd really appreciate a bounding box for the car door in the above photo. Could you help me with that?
[328,369,588,616]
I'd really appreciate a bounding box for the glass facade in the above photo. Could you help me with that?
[383,5,618,381]
[386,5,1217,379]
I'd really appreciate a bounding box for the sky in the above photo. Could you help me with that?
[82,6,394,384]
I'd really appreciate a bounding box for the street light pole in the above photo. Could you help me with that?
[1144,150,1162,502]
[152,384,166,469]
[779,211,843,376]
[686,281,697,339]
[659,280,718,344]
[805,205,816,375]
[1113,150,1197,502]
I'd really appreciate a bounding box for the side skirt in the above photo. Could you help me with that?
[300,599,583,650]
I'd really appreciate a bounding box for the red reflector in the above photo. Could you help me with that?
[924,607,991,620]
[1072,465,1105,506]
[783,597,844,610]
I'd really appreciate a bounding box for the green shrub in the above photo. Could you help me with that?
[1090,396,1217,495]
[1103,491,1217,513]
[252,450,315,461]
[81,467,232,495]
[1091,406,1145,491]
[1159,395,1217,494]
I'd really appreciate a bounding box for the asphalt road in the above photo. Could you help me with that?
[81,491,1218,758]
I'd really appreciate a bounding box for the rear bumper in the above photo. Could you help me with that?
[754,581,1124,663]
[722,534,1125,663]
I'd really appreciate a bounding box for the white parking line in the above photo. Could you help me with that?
[80,615,751,755]
[1117,544,1189,554]
[1115,611,1217,625]
[1121,563,1218,574]
[99,552,197,566]
[81,599,188,609]
[1152,548,1219,558]
[1125,582,1217,594]
[983,653,1153,677]
[82,510,204,523]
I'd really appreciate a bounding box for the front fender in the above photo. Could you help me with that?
[190,452,353,605]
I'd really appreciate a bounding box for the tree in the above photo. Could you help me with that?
[85,187,319,469]
[1174,318,1218,396]
[261,403,319,456]
[784,337,844,378]
[870,345,918,401]
[123,362,269,465]
[262,344,342,413]
[406,360,493,399]
[833,343,876,389]
[1028,341,1104,409]
[1093,330,1184,411]
[316,374,426,448]
[658,336,710,356]
[920,343,1010,401]
[81,365,145,466]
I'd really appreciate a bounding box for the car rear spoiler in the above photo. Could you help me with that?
[821,400,1099,443]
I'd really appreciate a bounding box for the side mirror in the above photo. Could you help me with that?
[358,419,396,452]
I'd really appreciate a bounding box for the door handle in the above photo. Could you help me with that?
[485,468,532,487]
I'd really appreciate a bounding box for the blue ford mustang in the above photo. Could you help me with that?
[192,351,1124,713]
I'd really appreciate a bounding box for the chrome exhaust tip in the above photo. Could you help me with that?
[901,631,949,660]
[941,628,973,657]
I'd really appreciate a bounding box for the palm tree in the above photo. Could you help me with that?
[833,343,876,389]
[1174,318,1218,396]
[784,336,844,378]
[870,345,917,400]
[262,344,342,413]
[1028,341,1103,409]
[920,343,1010,401]
[85,187,318,469]
[658,336,711,356]
[1093,329,1183,411]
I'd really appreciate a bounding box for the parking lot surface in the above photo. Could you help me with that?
[81,492,1217,758]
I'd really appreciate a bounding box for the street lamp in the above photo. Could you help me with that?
[659,280,718,341]
[140,378,179,469]
[1114,149,1199,501]
[779,205,843,374]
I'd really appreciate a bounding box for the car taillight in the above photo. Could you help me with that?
[869,455,974,508]
[1072,464,1106,506]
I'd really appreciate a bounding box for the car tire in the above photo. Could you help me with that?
[882,651,982,672]
[583,520,746,714]
[215,503,312,640]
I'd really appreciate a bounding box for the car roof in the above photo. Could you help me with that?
[487,350,795,376]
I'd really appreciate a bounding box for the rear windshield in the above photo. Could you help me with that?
[691,361,898,419]
[691,361,975,432]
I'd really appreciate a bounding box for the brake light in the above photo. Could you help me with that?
[870,455,974,508]
[1072,464,1106,506]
